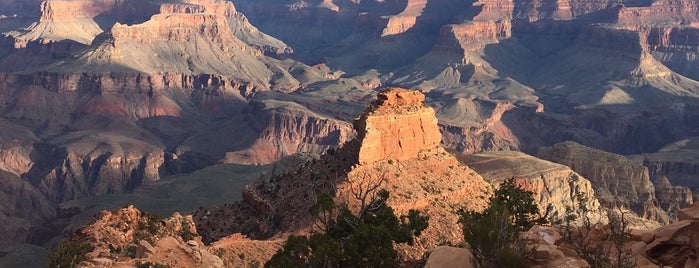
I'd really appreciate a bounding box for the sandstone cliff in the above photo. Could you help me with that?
[353,88,441,164]
[222,100,354,165]
[455,150,602,223]
[8,0,158,46]
[627,136,699,219]
[538,141,669,224]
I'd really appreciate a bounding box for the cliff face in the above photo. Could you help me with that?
[455,150,604,224]
[538,141,669,223]
[26,144,164,204]
[9,0,158,46]
[653,176,693,220]
[433,20,512,54]
[626,136,699,219]
[0,170,54,248]
[353,88,441,164]
[2,0,290,75]
[224,103,354,165]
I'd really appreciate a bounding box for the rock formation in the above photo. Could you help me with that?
[194,87,493,263]
[538,141,669,224]
[0,170,54,248]
[455,150,604,224]
[353,88,441,164]
[627,136,699,219]
[634,202,699,267]
[424,246,474,268]
[61,205,224,268]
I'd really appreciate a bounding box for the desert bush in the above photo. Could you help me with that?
[48,239,95,268]
[458,178,546,268]
[555,193,634,268]
[265,190,428,268]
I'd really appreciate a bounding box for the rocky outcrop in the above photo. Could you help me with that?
[353,88,441,164]
[653,176,693,220]
[424,225,590,268]
[8,0,158,46]
[67,205,223,268]
[520,225,590,267]
[538,141,669,224]
[634,202,699,267]
[456,150,603,224]
[380,0,427,37]
[433,20,512,54]
[195,88,492,263]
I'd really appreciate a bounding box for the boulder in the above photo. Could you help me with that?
[424,246,474,268]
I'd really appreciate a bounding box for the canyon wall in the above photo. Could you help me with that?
[538,141,669,223]
[455,150,603,223]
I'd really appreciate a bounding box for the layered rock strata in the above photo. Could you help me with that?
[353,88,441,164]
[538,141,669,223]
[455,150,603,224]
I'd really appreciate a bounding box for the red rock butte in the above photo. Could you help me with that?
[353,88,442,164]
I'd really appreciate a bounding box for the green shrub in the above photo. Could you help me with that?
[48,240,95,268]
[180,221,195,241]
[140,213,165,235]
[265,190,428,268]
[458,178,546,268]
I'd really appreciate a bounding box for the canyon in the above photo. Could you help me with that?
[0,0,699,267]
[56,88,608,266]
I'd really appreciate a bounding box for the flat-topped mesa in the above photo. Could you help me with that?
[353,88,442,164]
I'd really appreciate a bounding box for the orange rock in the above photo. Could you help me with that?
[678,202,699,221]
[354,87,441,164]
